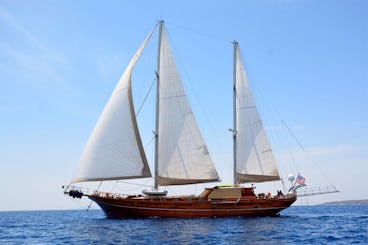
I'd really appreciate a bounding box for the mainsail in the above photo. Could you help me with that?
[234,42,280,183]
[70,30,154,183]
[156,24,220,185]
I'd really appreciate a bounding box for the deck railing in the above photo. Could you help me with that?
[296,185,339,197]
[64,185,142,199]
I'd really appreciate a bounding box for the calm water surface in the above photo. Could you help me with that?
[1,206,367,244]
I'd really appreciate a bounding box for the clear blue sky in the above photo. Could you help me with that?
[0,0,367,211]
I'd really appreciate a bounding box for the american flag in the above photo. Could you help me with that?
[296,174,306,185]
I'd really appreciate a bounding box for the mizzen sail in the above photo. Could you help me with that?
[234,43,280,183]
[70,30,154,184]
[157,24,219,185]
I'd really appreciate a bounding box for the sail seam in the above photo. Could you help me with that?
[237,106,256,109]
[160,94,186,100]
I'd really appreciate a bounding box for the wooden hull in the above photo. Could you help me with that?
[88,195,296,218]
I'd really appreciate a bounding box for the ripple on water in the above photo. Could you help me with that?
[0,206,367,244]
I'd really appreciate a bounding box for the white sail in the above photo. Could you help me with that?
[157,26,220,185]
[234,44,280,183]
[70,30,154,184]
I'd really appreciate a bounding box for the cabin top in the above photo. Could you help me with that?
[199,186,256,199]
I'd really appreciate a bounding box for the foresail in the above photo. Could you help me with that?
[71,30,154,184]
[234,45,280,183]
[157,25,219,185]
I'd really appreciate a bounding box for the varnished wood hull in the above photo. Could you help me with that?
[88,195,296,218]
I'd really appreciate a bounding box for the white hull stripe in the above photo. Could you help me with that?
[92,199,288,212]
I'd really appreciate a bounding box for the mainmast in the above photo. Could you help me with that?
[232,41,238,186]
[154,20,164,190]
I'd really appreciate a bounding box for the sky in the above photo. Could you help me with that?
[0,0,367,211]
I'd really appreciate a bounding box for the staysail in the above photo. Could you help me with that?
[234,42,280,183]
[156,23,220,185]
[70,30,154,183]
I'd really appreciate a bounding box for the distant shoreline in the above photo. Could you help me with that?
[318,199,368,206]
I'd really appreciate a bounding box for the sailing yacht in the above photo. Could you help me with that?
[64,21,297,218]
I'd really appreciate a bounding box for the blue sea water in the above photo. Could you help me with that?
[1,206,367,244]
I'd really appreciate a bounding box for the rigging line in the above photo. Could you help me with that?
[114,180,152,188]
[237,51,284,176]
[245,69,298,174]
[87,181,103,211]
[71,198,90,210]
[282,120,306,152]
[133,23,158,116]
[165,20,231,44]
[268,118,298,175]
[136,78,156,117]
[279,121,299,172]
[239,44,300,176]
[164,25,225,158]
[144,135,155,149]
[110,180,120,193]
[107,178,152,194]
[281,120,335,185]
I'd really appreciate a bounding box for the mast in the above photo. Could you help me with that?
[232,41,281,183]
[154,20,164,190]
[232,41,238,186]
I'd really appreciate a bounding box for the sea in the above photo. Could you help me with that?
[1,206,367,244]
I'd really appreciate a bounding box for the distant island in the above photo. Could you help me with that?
[319,199,368,206]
